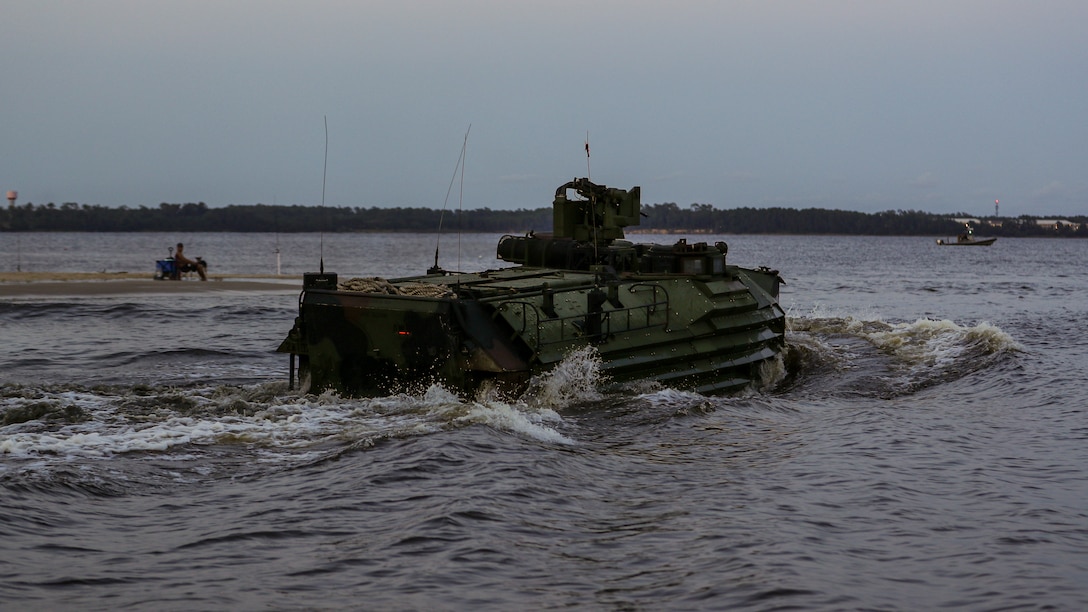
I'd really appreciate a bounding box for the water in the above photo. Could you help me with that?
[2,232,1087,610]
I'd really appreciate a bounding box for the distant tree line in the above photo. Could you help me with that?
[640,203,1088,237]
[2,200,1086,237]
[0,202,550,233]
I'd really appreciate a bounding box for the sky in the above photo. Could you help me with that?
[3,0,1086,217]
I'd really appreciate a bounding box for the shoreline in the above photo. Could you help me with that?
[0,271,301,297]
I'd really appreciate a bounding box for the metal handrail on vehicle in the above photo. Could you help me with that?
[496,284,670,354]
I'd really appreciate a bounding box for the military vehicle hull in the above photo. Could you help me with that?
[279,178,786,397]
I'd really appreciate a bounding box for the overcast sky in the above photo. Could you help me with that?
[3,1,1086,217]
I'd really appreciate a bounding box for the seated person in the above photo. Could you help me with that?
[174,242,207,280]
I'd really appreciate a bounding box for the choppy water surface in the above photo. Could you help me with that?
[2,232,1087,610]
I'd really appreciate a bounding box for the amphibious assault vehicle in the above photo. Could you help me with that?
[278,178,786,397]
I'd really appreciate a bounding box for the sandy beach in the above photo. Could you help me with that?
[0,271,301,297]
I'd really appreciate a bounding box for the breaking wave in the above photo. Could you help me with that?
[0,372,592,489]
[1,388,561,450]
[793,315,1022,362]
[524,345,608,408]
[0,344,677,492]
[785,312,1022,398]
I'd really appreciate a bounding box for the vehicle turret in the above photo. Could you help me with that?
[551,178,642,244]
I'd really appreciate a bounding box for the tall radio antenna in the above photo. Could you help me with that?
[585,132,599,279]
[457,125,468,276]
[432,125,471,274]
[320,115,328,273]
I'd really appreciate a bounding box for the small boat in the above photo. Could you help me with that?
[278,177,787,398]
[936,225,996,246]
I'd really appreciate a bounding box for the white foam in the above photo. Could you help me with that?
[456,400,573,445]
[757,351,789,391]
[964,320,1024,353]
[787,313,1023,383]
[860,318,1021,367]
[635,388,706,405]
[526,345,607,408]
[0,381,577,468]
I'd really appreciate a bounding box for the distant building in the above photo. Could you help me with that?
[1035,219,1077,229]
[952,217,1083,232]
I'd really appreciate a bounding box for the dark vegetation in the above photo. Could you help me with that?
[2,201,1086,237]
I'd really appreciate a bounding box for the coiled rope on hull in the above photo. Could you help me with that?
[338,277,456,298]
